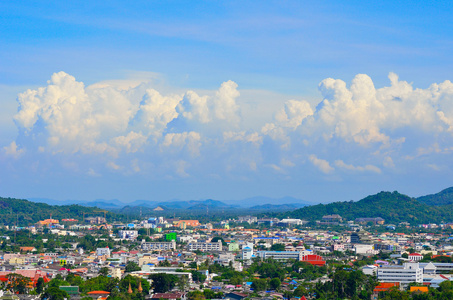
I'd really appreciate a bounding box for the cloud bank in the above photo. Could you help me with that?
[6,72,453,182]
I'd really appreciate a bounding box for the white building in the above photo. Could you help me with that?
[408,253,423,261]
[256,251,304,261]
[118,230,138,239]
[96,247,111,257]
[141,240,176,251]
[188,240,222,251]
[362,265,378,276]
[241,244,254,260]
[378,263,423,285]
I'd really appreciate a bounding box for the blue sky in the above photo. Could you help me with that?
[1,1,453,203]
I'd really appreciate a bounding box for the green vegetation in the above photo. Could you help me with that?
[287,191,453,224]
[0,197,120,225]
[417,186,453,206]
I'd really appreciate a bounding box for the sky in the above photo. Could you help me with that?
[1,1,453,203]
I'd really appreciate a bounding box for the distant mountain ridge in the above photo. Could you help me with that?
[287,190,453,225]
[417,187,453,206]
[0,197,117,225]
[27,196,311,211]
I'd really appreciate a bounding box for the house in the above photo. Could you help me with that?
[408,253,423,262]
[373,282,400,292]
[175,220,200,228]
[19,247,36,252]
[410,286,428,293]
[151,292,187,300]
[224,292,247,300]
[300,254,326,266]
[96,247,111,257]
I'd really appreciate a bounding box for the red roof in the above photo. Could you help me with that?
[87,291,110,294]
[409,253,422,256]
[374,282,399,292]
[300,254,326,266]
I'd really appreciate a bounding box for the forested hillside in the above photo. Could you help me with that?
[0,197,117,225]
[286,191,453,224]
[417,187,453,206]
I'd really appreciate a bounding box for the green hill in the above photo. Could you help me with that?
[0,197,118,225]
[286,191,453,225]
[417,187,453,206]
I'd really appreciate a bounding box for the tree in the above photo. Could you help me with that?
[125,261,141,273]
[7,273,31,294]
[270,244,285,251]
[149,273,178,293]
[269,278,281,290]
[99,267,109,276]
[191,271,207,283]
[177,275,189,291]
[40,287,69,300]
[188,290,205,300]
[159,259,171,267]
[36,277,45,294]
[251,279,267,292]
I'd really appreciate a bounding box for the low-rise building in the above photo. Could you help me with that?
[187,240,222,252]
[377,262,423,285]
[141,241,176,251]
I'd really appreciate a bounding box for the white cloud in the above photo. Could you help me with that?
[309,155,334,174]
[8,71,453,182]
[161,131,202,157]
[334,160,381,173]
[214,80,240,123]
[3,141,24,159]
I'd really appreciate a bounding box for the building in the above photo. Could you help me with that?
[165,232,177,241]
[277,219,308,227]
[408,253,423,261]
[241,246,254,260]
[320,214,342,224]
[141,241,176,251]
[377,263,423,285]
[355,217,385,225]
[257,251,304,261]
[36,219,59,227]
[238,216,257,224]
[300,254,326,266]
[118,230,138,239]
[228,242,240,252]
[419,262,453,274]
[96,247,111,257]
[187,240,222,251]
[350,230,372,244]
[85,216,106,224]
[175,220,200,228]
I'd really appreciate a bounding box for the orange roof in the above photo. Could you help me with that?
[410,286,428,293]
[20,247,35,251]
[87,291,110,294]
[374,282,399,292]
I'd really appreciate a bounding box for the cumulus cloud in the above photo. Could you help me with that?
[3,141,24,159]
[334,160,381,173]
[309,155,334,174]
[7,71,453,182]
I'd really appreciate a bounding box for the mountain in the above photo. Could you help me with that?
[286,191,453,225]
[27,197,127,208]
[249,203,303,210]
[226,196,312,208]
[0,197,118,225]
[417,187,453,206]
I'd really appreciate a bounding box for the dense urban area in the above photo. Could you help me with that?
[2,189,453,300]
